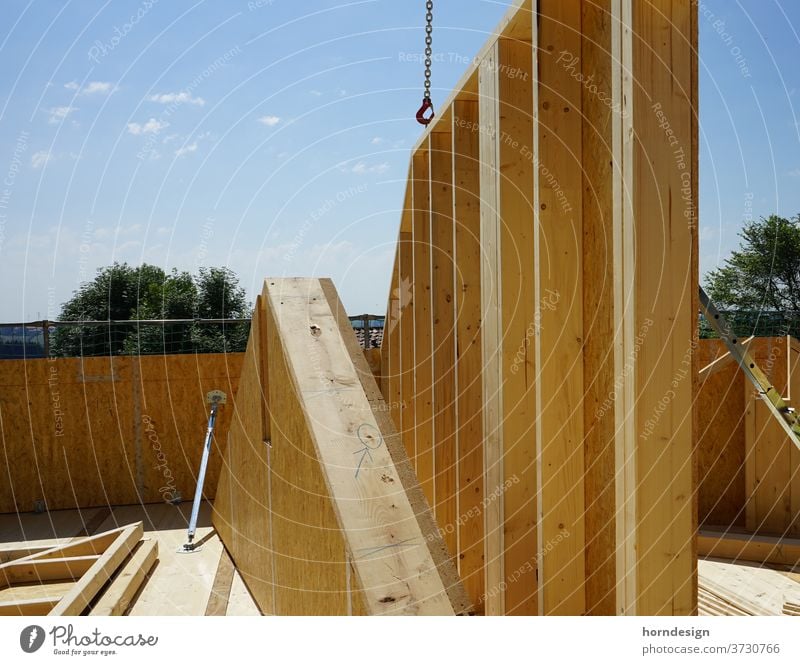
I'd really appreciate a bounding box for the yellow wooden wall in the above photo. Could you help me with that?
[0,353,242,513]
[697,336,800,538]
[378,0,698,615]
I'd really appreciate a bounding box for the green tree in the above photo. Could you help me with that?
[51,263,251,356]
[705,214,800,337]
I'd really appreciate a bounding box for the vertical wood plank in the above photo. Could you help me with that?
[535,0,586,616]
[478,41,504,616]
[430,129,458,559]
[497,33,537,616]
[453,99,486,613]
[412,144,435,504]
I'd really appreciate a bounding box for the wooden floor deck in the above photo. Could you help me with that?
[699,557,800,616]
[0,502,260,616]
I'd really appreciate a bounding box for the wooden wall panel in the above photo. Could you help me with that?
[581,0,617,616]
[478,42,504,616]
[452,99,485,613]
[212,296,273,612]
[412,144,435,505]
[0,353,242,514]
[625,0,697,616]
[535,0,585,616]
[430,128,458,559]
[497,34,537,616]
[398,229,416,465]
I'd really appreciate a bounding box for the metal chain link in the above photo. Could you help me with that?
[423,0,433,100]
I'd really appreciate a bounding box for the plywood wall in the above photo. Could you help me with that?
[0,353,242,514]
[697,336,800,538]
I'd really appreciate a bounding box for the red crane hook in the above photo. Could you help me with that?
[416,97,434,126]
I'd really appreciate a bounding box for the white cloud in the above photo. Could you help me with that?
[64,80,114,95]
[31,151,52,169]
[258,115,281,126]
[148,91,205,106]
[47,106,77,124]
[174,142,198,157]
[309,89,323,97]
[342,160,390,175]
[127,118,169,135]
[789,168,800,178]
[370,137,384,145]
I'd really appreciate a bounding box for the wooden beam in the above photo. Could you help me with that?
[452,99,485,613]
[613,0,697,615]
[478,41,504,617]
[50,522,143,616]
[8,524,132,564]
[398,230,415,464]
[412,143,435,505]
[698,529,800,567]
[0,556,99,587]
[535,0,585,616]
[90,539,158,616]
[0,596,62,616]
[263,278,467,615]
[320,278,473,616]
[496,32,537,616]
[581,0,617,616]
[430,128,458,559]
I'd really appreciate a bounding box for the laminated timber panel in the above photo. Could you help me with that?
[398,228,416,465]
[0,354,242,513]
[581,0,617,616]
[430,123,458,559]
[412,144,435,504]
[614,0,697,616]
[478,41,504,617]
[497,32,537,616]
[697,340,747,529]
[212,296,273,613]
[263,277,467,615]
[535,0,585,616]
[452,98,485,613]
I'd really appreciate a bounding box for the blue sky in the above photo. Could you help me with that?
[0,1,799,321]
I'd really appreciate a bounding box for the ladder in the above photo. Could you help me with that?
[699,286,800,447]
